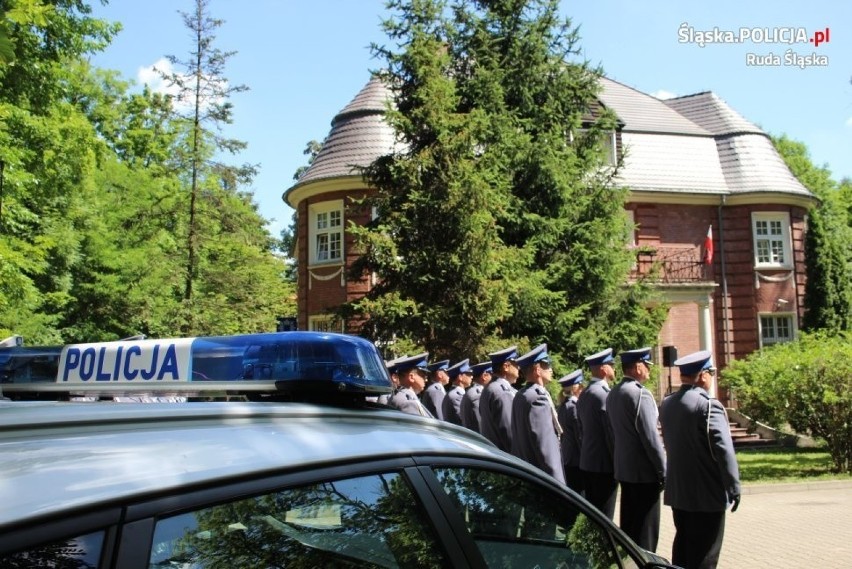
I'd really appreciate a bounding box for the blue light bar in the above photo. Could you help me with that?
[0,332,393,397]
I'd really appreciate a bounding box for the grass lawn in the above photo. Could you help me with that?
[736,446,851,484]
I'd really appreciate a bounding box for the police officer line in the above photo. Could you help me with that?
[384,344,741,568]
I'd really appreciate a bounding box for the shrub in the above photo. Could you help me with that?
[722,332,852,473]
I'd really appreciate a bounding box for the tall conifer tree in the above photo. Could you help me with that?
[774,135,852,333]
[346,0,664,362]
[159,0,255,331]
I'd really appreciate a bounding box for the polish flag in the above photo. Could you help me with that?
[703,225,714,265]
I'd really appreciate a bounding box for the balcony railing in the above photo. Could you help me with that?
[630,246,712,283]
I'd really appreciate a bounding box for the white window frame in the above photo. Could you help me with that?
[308,315,344,333]
[758,313,796,347]
[601,131,617,166]
[308,200,344,267]
[569,129,617,166]
[625,209,636,247]
[752,212,792,269]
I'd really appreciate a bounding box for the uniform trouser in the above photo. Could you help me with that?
[671,509,726,569]
[581,470,617,520]
[564,465,585,496]
[619,481,661,553]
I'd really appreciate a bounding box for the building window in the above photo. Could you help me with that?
[752,212,791,268]
[569,129,617,166]
[309,315,343,333]
[601,131,617,166]
[759,313,795,346]
[625,209,636,247]
[309,200,343,266]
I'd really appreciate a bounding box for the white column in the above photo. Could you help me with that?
[698,296,716,398]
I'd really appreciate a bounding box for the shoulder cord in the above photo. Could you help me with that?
[634,386,644,433]
[707,398,717,462]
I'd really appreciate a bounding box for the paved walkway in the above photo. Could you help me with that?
[624,480,852,568]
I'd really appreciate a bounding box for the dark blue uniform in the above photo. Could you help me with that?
[421,381,446,420]
[389,387,434,417]
[577,379,617,519]
[442,385,465,425]
[607,376,666,552]
[460,383,483,432]
[557,395,583,493]
[479,377,516,453]
[661,384,741,568]
[511,383,565,484]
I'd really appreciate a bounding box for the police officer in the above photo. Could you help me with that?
[577,347,617,519]
[442,359,472,425]
[376,357,402,405]
[608,347,666,553]
[557,369,585,495]
[388,353,434,417]
[422,359,449,420]
[510,344,565,484]
[461,361,492,433]
[660,350,741,569]
[479,346,519,452]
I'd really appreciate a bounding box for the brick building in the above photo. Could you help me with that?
[283,76,815,404]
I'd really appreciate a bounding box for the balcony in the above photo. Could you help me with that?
[630,246,712,283]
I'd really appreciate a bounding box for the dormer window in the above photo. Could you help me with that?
[569,128,617,166]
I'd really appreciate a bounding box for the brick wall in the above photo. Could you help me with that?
[631,201,808,406]
[296,190,375,330]
[657,302,701,396]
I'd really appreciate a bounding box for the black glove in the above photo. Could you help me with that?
[731,494,741,512]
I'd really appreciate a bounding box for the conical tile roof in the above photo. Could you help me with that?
[290,76,397,189]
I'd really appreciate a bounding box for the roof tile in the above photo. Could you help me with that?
[287,74,813,201]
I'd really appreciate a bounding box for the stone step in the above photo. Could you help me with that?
[728,423,780,448]
[657,422,780,447]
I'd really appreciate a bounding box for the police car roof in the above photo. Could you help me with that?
[1,331,393,399]
[0,401,500,529]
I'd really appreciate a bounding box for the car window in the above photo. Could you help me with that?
[433,467,640,569]
[1,530,105,568]
[148,471,448,569]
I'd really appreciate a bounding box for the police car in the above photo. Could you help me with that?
[0,332,676,568]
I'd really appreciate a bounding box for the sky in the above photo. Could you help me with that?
[88,0,851,237]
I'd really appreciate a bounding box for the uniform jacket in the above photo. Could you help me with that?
[421,382,446,420]
[557,396,581,468]
[577,379,614,473]
[442,385,465,426]
[479,376,516,453]
[389,387,434,418]
[460,383,483,433]
[660,385,741,512]
[607,377,666,484]
[510,383,566,484]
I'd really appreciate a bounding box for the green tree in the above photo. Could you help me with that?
[292,139,322,182]
[158,0,253,323]
[0,0,118,343]
[344,0,663,362]
[723,332,852,473]
[1,1,293,342]
[773,135,852,332]
[279,139,323,283]
[68,63,294,338]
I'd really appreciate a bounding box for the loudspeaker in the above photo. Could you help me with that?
[662,346,678,367]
